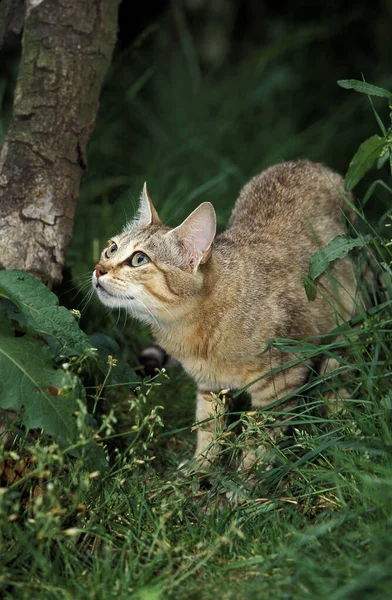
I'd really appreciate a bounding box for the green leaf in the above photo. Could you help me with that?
[0,270,93,356]
[345,135,389,191]
[0,273,106,469]
[303,276,317,302]
[368,94,387,136]
[377,149,390,170]
[305,235,373,301]
[362,179,392,207]
[337,79,392,99]
[0,333,80,446]
[0,303,13,335]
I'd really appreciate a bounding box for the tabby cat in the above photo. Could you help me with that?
[92,161,356,470]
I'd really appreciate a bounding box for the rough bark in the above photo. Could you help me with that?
[0,0,118,285]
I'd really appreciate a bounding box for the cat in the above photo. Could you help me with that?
[92,160,357,471]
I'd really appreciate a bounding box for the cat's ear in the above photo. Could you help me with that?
[169,202,216,271]
[135,182,162,227]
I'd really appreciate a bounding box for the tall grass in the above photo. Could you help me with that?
[68,20,391,282]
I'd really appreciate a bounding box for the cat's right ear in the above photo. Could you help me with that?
[134,182,162,228]
[168,202,216,271]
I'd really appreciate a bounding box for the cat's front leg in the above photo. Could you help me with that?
[193,388,227,470]
[240,364,308,472]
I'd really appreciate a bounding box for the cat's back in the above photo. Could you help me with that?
[225,160,351,245]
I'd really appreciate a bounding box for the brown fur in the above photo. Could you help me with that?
[92,161,357,469]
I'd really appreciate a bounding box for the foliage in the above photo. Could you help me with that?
[0,269,92,354]
[0,271,94,454]
[304,80,392,300]
[337,79,392,99]
[338,80,392,191]
[304,234,372,301]
[0,270,139,470]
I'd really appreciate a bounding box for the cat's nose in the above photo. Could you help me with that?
[94,264,107,279]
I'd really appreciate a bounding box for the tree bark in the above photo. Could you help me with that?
[0,0,118,286]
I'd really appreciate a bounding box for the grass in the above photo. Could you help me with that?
[2,351,392,600]
[1,18,392,600]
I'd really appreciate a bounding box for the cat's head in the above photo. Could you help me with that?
[92,184,216,325]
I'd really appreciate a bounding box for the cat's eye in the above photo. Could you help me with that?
[128,251,150,267]
[104,242,118,259]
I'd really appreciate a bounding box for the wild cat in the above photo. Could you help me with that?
[92,161,356,471]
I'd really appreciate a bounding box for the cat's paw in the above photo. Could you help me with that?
[225,488,249,505]
[324,387,351,414]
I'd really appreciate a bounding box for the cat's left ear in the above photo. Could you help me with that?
[169,202,216,271]
[135,182,162,227]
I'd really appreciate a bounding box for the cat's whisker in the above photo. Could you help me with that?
[112,306,122,331]
[79,288,95,313]
[119,307,128,332]
[78,289,91,308]
[104,306,114,320]
[68,282,94,305]
[137,294,161,331]
[65,272,95,306]
[67,275,94,293]
[62,272,89,286]
[154,299,176,323]
[72,272,94,282]
[79,276,94,287]
[65,271,92,286]
[68,280,91,295]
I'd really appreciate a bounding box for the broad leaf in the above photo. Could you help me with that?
[0,270,93,356]
[337,80,392,99]
[377,150,390,170]
[0,333,80,446]
[305,234,372,301]
[0,303,13,335]
[345,135,388,191]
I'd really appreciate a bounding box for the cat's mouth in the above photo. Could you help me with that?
[95,281,134,300]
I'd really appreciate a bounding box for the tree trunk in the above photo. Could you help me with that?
[0,0,118,286]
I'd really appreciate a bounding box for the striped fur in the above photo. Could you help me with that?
[92,161,357,470]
